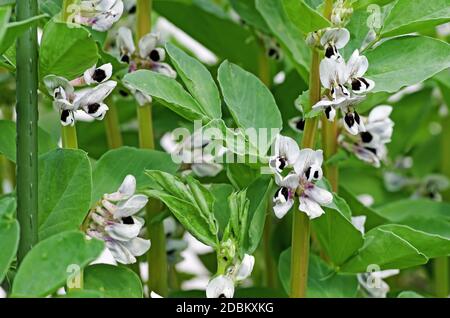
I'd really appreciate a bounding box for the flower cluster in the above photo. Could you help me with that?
[73,0,124,31]
[86,175,151,264]
[44,64,116,126]
[161,130,226,178]
[206,254,255,298]
[117,26,177,105]
[269,135,333,219]
[340,105,395,167]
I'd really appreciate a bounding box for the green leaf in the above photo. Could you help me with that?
[11,231,104,297]
[397,291,424,298]
[39,20,99,79]
[91,147,179,204]
[339,185,388,230]
[341,9,371,59]
[0,195,15,220]
[0,14,46,54]
[153,0,260,73]
[166,43,222,118]
[353,0,396,9]
[0,6,11,46]
[145,189,217,247]
[210,183,234,235]
[226,163,259,189]
[256,0,311,81]
[366,36,450,93]
[245,176,273,254]
[340,226,427,273]
[123,70,206,121]
[282,0,330,34]
[146,170,218,247]
[376,199,450,238]
[38,149,92,240]
[83,264,143,298]
[0,218,19,284]
[0,120,57,163]
[218,61,282,153]
[382,0,450,37]
[279,249,359,297]
[165,42,221,119]
[312,196,365,266]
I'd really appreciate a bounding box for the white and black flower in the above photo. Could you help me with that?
[345,50,375,94]
[320,28,350,60]
[83,63,113,85]
[269,135,301,173]
[87,174,150,264]
[74,80,117,120]
[206,253,255,298]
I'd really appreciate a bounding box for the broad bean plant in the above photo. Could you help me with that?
[0,0,449,299]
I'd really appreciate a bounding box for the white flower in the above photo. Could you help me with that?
[351,215,367,234]
[75,0,124,32]
[73,80,116,120]
[83,63,113,85]
[294,149,333,219]
[235,254,255,281]
[320,28,350,60]
[117,26,136,63]
[289,116,305,133]
[269,135,300,173]
[206,275,235,298]
[86,175,150,264]
[345,50,375,94]
[340,105,394,167]
[160,131,226,178]
[357,269,400,298]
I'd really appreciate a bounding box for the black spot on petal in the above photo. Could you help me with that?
[61,110,71,123]
[305,167,312,180]
[352,78,362,91]
[365,147,377,155]
[354,112,361,124]
[122,216,134,224]
[345,113,355,128]
[92,68,107,83]
[325,106,333,119]
[149,49,161,62]
[295,119,305,131]
[121,54,130,64]
[87,103,101,114]
[119,90,129,97]
[128,5,136,14]
[278,157,287,170]
[314,170,319,179]
[219,294,227,298]
[325,45,335,58]
[360,131,373,143]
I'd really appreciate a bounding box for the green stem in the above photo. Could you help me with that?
[290,48,321,298]
[136,0,168,297]
[104,99,123,149]
[434,257,449,298]
[263,201,277,288]
[61,125,78,149]
[15,0,39,262]
[321,118,339,192]
[435,110,450,297]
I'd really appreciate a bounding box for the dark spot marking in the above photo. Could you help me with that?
[345,113,355,128]
[325,45,335,58]
[313,170,319,179]
[360,132,373,143]
[352,78,362,91]
[295,119,305,131]
[92,68,107,83]
[121,54,130,64]
[88,103,101,114]
[128,5,136,14]
[119,90,129,97]
[354,112,361,124]
[122,216,134,224]
[325,107,333,119]
[149,49,161,62]
[278,157,287,170]
[219,294,227,298]
[61,110,71,123]
[365,147,377,155]
[305,167,312,180]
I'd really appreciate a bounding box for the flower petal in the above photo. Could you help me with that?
[206,275,235,298]
[236,254,255,281]
[106,240,136,264]
[117,26,136,55]
[304,185,333,205]
[115,194,149,218]
[299,196,325,219]
[191,163,223,178]
[74,81,117,108]
[105,216,144,241]
[273,197,294,219]
[138,33,159,59]
[368,105,393,123]
[121,237,151,257]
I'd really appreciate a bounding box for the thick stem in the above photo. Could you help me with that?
[434,257,449,298]
[15,0,39,262]
[263,202,277,288]
[104,99,123,149]
[321,118,339,192]
[290,49,321,298]
[136,0,168,297]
